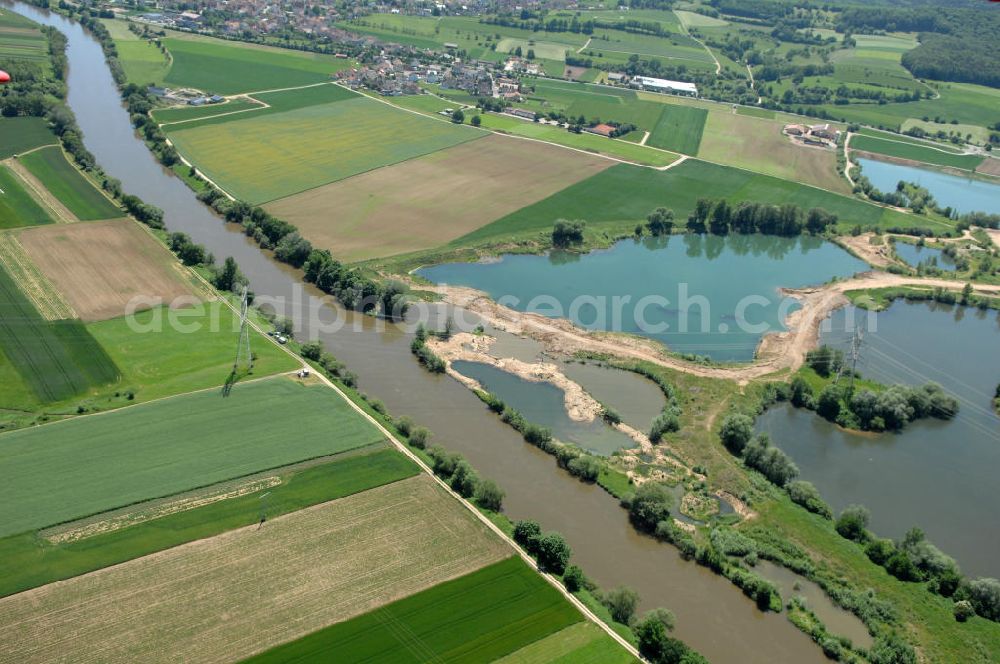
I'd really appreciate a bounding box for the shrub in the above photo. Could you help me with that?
[835,504,870,542]
[563,564,587,592]
[552,219,586,247]
[967,577,1000,621]
[866,538,896,566]
[743,434,799,487]
[513,519,542,554]
[625,482,673,532]
[536,532,571,574]
[868,634,916,664]
[408,426,431,449]
[567,455,601,482]
[787,480,832,518]
[718,413,754,454]
[299,341,323,361]
[954,599,975,622]
[649,411,681,442]
[602,585,640,625]
[474,478,504,511]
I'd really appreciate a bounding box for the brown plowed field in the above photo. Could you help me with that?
[0,474,509,664]
[264,134,612,262]
[18,219,197,321]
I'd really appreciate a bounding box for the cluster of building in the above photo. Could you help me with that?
[783,122,841,147]
[338,57,522,100]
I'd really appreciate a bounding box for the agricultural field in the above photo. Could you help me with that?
[650,104,707,155]
[588,29,714,65]
[17,219,197,321]
[698,111,848,192]
[0,376,386,536]
[0,475,510,663]
[18,146,122,220]
[0,164,53,228]
[167,94,482,203]
[265,134,612,261]
[0,445,419,597]
[496,37,569,61]
[100,18,171,85]
[0,117,57,160]
[849,134,984,171]
[0,8,48,68]
[152,97,263,123]
[674,9,729,29]
[900,118,992,146]
[246,556,582,664]
[0,262,118,404]
[495,622,636,664]
[475,112,678,166]
[459,158,927,245]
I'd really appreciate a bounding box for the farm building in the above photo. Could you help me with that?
[630,76,698,97]
[584,123,615,138]
[510,108,536,120]
[809,123,839,141]
[784,124,807,136]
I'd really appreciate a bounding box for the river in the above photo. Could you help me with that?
[5,3,828,660]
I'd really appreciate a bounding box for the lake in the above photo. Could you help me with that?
[893,241,958,271]
[758,301,1000,577]
[419,235,867,362]
[857,157,1000,216]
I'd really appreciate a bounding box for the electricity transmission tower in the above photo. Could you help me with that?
[846,325,864,397]
[233,285,253,373]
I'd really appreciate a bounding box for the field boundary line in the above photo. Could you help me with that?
[201,290,646,662]
[163,136,236,201]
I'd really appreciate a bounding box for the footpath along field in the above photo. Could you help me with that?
[167,94,483,203]
[0,376,384,536]
[0,475,510,664]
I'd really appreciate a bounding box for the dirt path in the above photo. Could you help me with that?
[577,37,592,54]
[3,158,79,223]
[833,233,896,269]
[987,229,1000,251]
[421,273,1000,385]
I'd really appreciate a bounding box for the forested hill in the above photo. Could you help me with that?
[836,3,1000,89]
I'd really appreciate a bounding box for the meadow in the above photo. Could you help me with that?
[698,111,848,193]
[0,376,385,536]
[19,146,122,220]
[0,165,53,228]
[850,134,984,171]
[0,263,118,404]
[100,18,170,85]
[650,104,707,154]
[495,622,636,664]
[265,134,612,261]
[19,219,197,321]
[245,556,582,664]
[0,446,418,597]
[458,159,929,244]
[167,95,482,203]
[0,117,57,159]
[0,476,509,663]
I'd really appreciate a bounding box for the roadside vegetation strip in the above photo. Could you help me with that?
[850,134,985,171]
[244,556,583,664]
[0,117,57,160]
[264,135,613,262]
[0,232,73,319]
[648,104,707,155]
[0,262,118,404]
[167,96,482,204]
[0,375,386,537]
[0,446,418,598]
[161,35,353,95]
[494,621,637,664]
[18,145,122,220]
[18,219,197,322]
[0,475,509,664]
[0,164,54,228]
[459,159,921,245]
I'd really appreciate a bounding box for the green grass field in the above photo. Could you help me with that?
[0,446,417,597]
[0,376,386,536]
[162,35,353,95]
[167,95,483,203]
[648,104,707,154]
[458,159,925,244]
[19,146,122,220]
[245,556,584,664]
[100,19,171,85]
[0,165,53,228]
[495,622,636,664]
[850,134,984,171]
[0,117,57,159]
[0,8,48,68]
[153,98,264,123]
[0,263,118,403]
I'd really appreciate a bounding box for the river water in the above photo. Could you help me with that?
[6,3,827,660]
[758,301,1000,577]
[418,235,868,362]
[857,157,1000,216]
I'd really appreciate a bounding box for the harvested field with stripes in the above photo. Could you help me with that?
[0,232,74,319]
[18,219,197,321]
[0,475,509,664]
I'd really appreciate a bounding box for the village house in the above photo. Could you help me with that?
[584,123,615,137]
